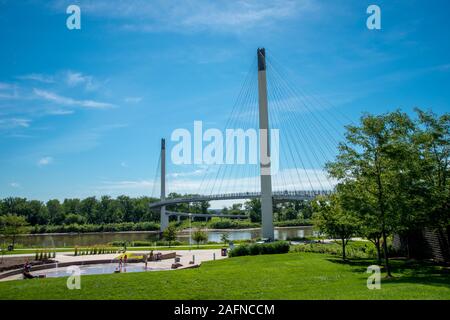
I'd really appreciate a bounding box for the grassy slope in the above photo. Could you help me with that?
[0,252,449,300]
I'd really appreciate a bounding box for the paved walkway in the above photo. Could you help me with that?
[0,249,226,282]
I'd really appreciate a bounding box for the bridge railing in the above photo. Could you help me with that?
[149,190,333,208]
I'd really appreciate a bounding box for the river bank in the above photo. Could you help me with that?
[2,226,314,248]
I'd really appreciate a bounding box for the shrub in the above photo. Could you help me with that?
[274,219,312,227]
[229,241,290,257]
[208,220,258,229]
[291,241,377,259]
[262,242,290,254]
[130,241,152,247]
[229,244,250,257]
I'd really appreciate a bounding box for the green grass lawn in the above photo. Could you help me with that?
[0,252,449,300]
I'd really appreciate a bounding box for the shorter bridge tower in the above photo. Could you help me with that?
[160,138,169,232]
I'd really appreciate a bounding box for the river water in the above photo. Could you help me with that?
[9,226,313,248]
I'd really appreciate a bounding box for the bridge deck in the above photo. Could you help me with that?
[165,211,247,218]
[149,190,332,208]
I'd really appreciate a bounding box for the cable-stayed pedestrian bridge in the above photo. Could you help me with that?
[149,190,331,209]
[150,48,348,239]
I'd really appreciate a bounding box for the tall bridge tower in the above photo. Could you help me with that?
[257,48,274,240]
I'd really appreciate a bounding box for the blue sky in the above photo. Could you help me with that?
[0,0,449,203]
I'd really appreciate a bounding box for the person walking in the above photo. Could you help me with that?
[118,256,123,271]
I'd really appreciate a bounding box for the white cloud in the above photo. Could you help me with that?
[0,118,31,129]
[9,182,20,188]
[0,82,19,99]
[17,73,54,83]
[168,168,207,178]
[33,88,115,109]
[0,82,12,90]
[47,109,75,115]
[51,0,315,34]
[124,97,143,103]
[38,156,53,166]
[65,71,99,91]
[32,123,128,155]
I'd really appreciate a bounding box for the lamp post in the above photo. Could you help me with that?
[189,213,192,251]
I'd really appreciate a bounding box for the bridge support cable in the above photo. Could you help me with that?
[267,64,327,191]
[150,148,161,199]
[209,64,256,195]
[230,77,259,196]
[267,51,354,135]
[267,73,315,192]
[198,58,257,197]
[268,59,340,159]
[213,66,257,195]
[269,71,334,191]
[266,57,337,188]
[197,60,254,195]
[266,58,340,190]
[267,82,296,193]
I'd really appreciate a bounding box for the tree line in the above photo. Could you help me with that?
[0,196,160,227]
[312,108,449,276]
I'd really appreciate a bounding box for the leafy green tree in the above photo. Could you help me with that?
[117,195,134,222]
[413,109,449,228]
[0,214,29,250]
[312,194,360,260]
[326,112,412,275]
[229,203,243,215]
[245,198,261,222]
[62,198,81,216]
[221,206,229,215]
[63,213,86,225]
[220,233,230,245]
[162,225,177,247]
[46,199,65,225]
[192,229,208,248]
[337,181,383,263]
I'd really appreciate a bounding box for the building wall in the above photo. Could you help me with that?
[393,226,450,262]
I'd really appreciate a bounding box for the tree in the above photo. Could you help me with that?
[337,181,383,264]
[221,206,229,215]
[63,213,86,225]
[0,214,29,250]
[326,112,411,276]
[245,199,261,222]
[46,199,65,225]
[413,109,450,228]
[162,225,177,247]
[229,203,243,215]
[192,229,208,248]
[220,233,230,245]
[312,194,360,260]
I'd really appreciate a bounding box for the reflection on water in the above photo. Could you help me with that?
[10,226,313,248]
